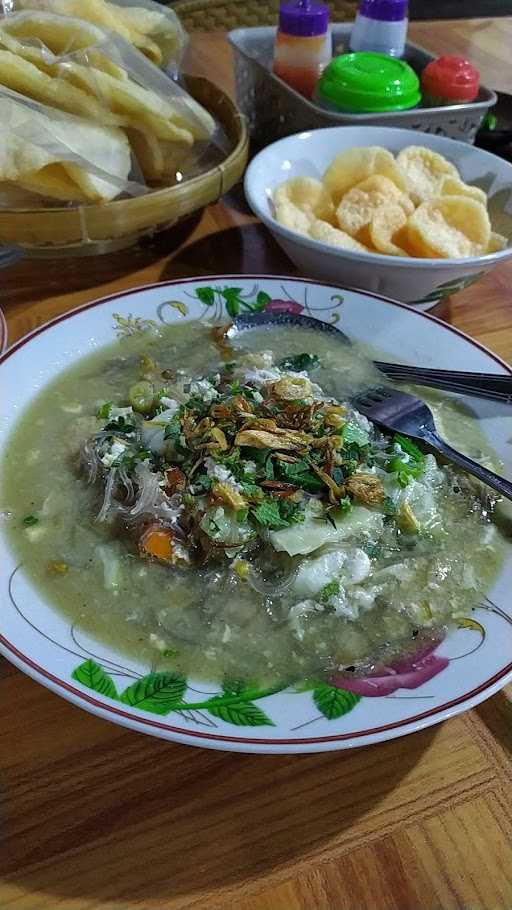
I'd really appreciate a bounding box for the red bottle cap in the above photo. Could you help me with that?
[421,55,480,103]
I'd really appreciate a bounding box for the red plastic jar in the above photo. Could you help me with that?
[421,55,480,106]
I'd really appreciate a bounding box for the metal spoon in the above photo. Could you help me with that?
[231,312,512,404]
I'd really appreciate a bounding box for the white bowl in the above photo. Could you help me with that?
[244,126,512,308]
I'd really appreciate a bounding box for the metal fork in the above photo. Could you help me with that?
[352,386,512,501]
[374,362,512,403]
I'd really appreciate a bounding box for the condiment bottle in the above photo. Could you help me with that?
[273,0,331,99]
[316,51,420,113]
[349,0,408,58]
[421,55,480,106]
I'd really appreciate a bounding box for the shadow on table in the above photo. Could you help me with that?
[160,222,297,280]
[2,217,297,314]
[475,688,512,756]
[2,702,437,907]
[1,212,204,306]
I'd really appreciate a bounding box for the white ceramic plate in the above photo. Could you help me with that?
[0,306,6,353]
[1,275,512,754]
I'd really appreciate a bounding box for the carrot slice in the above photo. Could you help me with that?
[140,526,174,562]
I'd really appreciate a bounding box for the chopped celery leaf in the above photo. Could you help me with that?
[251,499,289,530]
[341,422,369,448]
[278,353,320,373]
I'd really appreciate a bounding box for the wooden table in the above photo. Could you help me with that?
[410,18,512,96]
[3,20,512,910]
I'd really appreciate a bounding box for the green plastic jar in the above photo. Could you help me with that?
[316,51,421,112]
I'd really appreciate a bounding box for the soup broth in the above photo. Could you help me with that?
[1,321,504,686]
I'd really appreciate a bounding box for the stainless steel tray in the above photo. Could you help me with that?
[229,25,497,144]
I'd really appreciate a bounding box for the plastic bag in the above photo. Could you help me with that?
[0,85,148,203]
[0,9,223,205]
[0,0,187,72]
[103,0,188,74]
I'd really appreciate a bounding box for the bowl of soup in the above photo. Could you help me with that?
[1,275,511,753]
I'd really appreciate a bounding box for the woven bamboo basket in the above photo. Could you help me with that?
[173,0,358,31]
[0,76,249,256]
